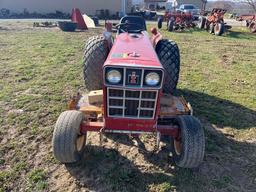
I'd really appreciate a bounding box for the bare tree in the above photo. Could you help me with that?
[210,1,233,12]
[200,0,207,12]
[236,0,256,12]
[245,0,256,12]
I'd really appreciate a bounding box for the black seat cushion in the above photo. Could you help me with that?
[118,16,147,33]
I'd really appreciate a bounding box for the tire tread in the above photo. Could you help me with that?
[83,36,109,91]
[52,110,84,163]
[172,115,205,168]
[156,39,180,94]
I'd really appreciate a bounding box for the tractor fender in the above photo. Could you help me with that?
[151,27,162,48]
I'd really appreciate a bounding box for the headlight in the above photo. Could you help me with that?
[107,70,121,84]
[145,72,160,86]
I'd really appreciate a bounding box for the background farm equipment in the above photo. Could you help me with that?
[237,14,256,33]
[33,21,57,28]
[157,11,196,32]
[198,8,232,36]
[58,21,77,32]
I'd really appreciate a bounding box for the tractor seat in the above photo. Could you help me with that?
[118,16,147,34]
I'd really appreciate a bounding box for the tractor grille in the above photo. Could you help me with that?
[107,88,157,119]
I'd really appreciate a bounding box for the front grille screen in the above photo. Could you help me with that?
[107,88,157,119]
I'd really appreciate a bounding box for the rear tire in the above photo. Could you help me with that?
[171,115,205,168]
[249,22,256,33]
[157,16,163,29]
[155,39,180,94]
[209,23,214,34]
[214,23,225,36]
[52,110,86,163]
[246,20,250,28]
[83,36,110,91]
[167,19,174,32]
[198,17,206,29]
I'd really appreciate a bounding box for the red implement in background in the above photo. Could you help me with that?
[237,14,256,33]
[198,8,231,36]
[157,11,195,32]
[71,8,88,30]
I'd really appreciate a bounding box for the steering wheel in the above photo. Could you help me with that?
[116,22,143,33]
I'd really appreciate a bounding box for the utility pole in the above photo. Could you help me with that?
[121,0,126,17]
[201,0,207,14]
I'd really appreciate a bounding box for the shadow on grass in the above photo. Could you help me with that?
[224,30,255,40]
[65,145,175,192]
[160,27,203,34]
[65,89,255,191]
[0,26,9,31]
[65,133,256,192]
[176,89,256,129]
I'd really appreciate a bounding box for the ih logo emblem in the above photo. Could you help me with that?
[128,72,139,84]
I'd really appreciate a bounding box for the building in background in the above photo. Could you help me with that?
[144,0,202,10]
[144,0,166,10]
[0,0,133,17]
[132,0,144,6]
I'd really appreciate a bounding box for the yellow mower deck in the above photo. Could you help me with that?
[68,90,192,118]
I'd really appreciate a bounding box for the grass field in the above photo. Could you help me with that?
[0,21,256,192]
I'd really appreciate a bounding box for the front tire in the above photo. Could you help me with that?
[209,23,214,34]
[171,115,205,168]
[83,36,110,91]
[167,19,174,32]
[155,39,180,94]
[214,23,225,36]
[52,110,86,163]
[249,22,256,33]
[157,16,163,29]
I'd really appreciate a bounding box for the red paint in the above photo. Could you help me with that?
[102,87,162,132]
[151,27,162,47]
[104,118,157,131]
[80,121,179,137]
[164,11,193,24]
[104,32,162,68]
[71,8,88,30]
[100,28,166,134]
[80,122,104,134]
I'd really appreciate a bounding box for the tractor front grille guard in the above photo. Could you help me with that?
[107,88,157,119]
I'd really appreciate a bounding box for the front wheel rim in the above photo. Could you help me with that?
[215,24,220,33]
[250,24,256,33]
[76,135,85,152]
[174,138,182,155]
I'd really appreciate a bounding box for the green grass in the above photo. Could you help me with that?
[28,169,48,191]
[0,21,256,192]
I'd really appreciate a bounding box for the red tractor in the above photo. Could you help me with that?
[237,14,256,33]
[198,8,231,36]
[157,11,195,32]
[52,16,205,168]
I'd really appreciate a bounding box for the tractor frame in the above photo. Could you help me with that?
[52,16,205,169]
[237,14,256,33]
[157,11,196,32]
[198,8,231,36]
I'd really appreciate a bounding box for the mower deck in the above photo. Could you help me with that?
[68,90,191,137]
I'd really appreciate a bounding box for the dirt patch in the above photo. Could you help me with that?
[0,22,59,32]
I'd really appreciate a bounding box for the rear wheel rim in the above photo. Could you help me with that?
[76,135,85,152]
[250,23,256,33]
[174,138,182,155]
[209,24,214,33]
[215,24,220,33]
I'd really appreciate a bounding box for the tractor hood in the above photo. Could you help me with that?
[104,32,163,68]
